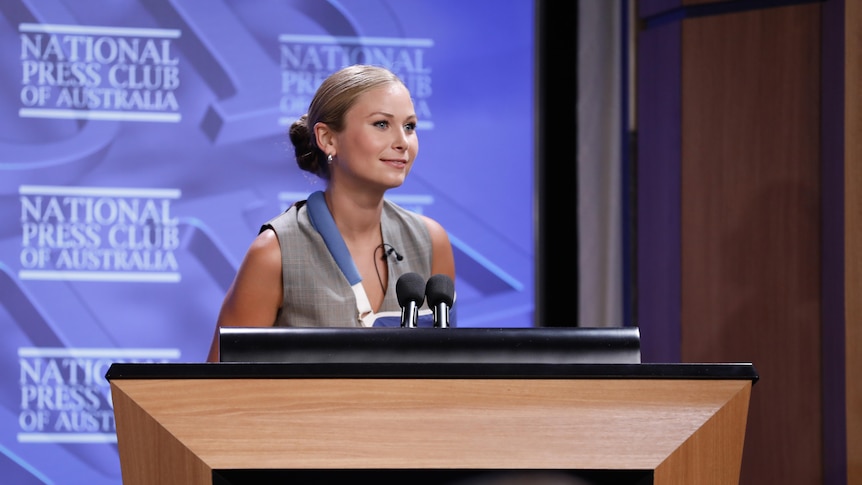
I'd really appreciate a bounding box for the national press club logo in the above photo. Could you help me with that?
[18,185,182,283]
[18,23,181,123]
[18,347,179,444]
[279,34,435,130]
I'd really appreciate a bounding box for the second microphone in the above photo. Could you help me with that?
[395,272,455,328]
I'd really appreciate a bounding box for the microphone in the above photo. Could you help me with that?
[396,272,425,328]
[425,274,455,328]
[380,243,404,261]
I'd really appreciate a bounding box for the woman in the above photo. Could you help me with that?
[206,64,456,362]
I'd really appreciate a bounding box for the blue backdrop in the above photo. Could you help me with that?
[0,1,535,483]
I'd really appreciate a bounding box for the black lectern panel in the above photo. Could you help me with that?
[212,469,653,485]
[218,327,641,364]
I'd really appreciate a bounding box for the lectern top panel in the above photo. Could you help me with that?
[217,326,643,364]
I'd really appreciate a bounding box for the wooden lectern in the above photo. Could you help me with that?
[106,328,758,484]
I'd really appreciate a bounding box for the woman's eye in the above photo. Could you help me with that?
[404,123,416,132]
[374,120,389,128]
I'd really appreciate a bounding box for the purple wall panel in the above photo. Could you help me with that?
[636,21,682,363]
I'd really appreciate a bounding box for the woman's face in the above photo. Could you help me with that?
[331,82,419,191]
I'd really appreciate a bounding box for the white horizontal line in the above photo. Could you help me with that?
[19,108,181,123]
[18,271,181,283]
[19,185,181,198]
[19,23,181,38]
[278,118,433,131]
[18,433,117,444]
[18,347,181,359]
[278,34,433,47]
[277,192,434,206]
[386,194,435,205]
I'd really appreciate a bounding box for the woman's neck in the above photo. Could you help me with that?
[324,188,384,242]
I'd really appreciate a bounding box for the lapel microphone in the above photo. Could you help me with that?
[381,243,404,261]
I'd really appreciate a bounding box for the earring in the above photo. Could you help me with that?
[327,153,333,164]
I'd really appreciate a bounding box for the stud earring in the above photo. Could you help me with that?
[327,153,333,164]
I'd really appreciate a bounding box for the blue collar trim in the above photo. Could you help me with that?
[305,191,362,285]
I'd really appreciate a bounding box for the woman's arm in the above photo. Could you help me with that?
[205,229,284,362]
[421,215,455,280]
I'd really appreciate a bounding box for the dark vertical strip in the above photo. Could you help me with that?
[820,0,847,482]
[621,1,636,328]
[635,19,681,362]
[535,0,579,327]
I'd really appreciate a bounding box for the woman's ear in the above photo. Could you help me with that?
[313,122,335,154]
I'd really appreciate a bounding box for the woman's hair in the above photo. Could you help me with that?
[289,64,405,179]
